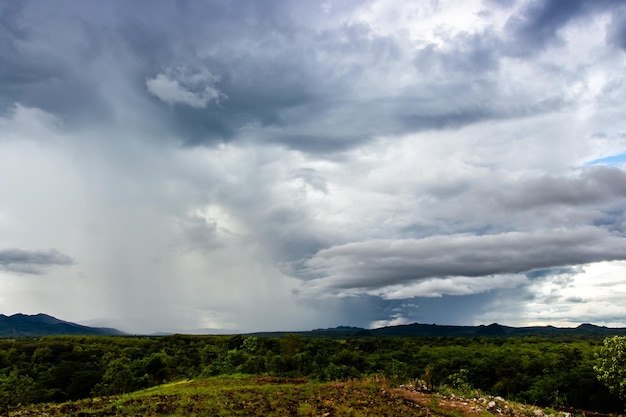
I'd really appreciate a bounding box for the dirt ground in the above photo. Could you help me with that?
[391,385,622,417]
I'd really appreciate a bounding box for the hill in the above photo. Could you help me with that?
[0,313,124,337]
[248,322,626,339]
[6,376,574,417]
[367,322,626,338]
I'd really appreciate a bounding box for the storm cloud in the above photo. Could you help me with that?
[1,0,626,332]
[0,249,74,274]
[496,167,626,209]
[298,228,626,292]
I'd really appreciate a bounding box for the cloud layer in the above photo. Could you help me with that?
[298,228,626,293]
[0,249,74,274]
[1,0,626,332]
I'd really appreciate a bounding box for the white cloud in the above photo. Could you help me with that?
[367,275,530,300]
[146,67,224,108]
[0,104,63,142]
[370,314,411,329]
[476,261,626,327]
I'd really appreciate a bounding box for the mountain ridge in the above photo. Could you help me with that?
[0,313,125,337]
[247,321,626,339]
[3,313,626,338]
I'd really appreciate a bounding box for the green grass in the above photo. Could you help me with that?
[8,377,584,417]
[7,377,432,416]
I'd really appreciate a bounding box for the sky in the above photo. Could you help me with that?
[1,0,626,334]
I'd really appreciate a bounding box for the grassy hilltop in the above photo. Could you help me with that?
[6,376,582,417]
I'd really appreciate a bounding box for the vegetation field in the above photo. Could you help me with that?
[6,375,583,417]
[8,376,429,416]
[1,334,625,415]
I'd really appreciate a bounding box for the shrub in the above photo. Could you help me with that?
[594,336,626,401]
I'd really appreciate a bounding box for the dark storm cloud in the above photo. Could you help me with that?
[299,227,626,292]
[3,0,612,156]
[124,2,400,149]
[504,0,587,54]
[606,6,626,51]
[1,0,528,153]
[173,20,402,149]
[0,3,117,126]
[497,167,626,209]
[0,2,39,85]
[504,0,625,55]
[307,293,498,328]
[112,1,401,149]
[0,249,74,275]
[397,293,498,326]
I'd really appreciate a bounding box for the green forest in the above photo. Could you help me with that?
[0,334,623,414]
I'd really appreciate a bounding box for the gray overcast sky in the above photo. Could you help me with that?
[1,0,626,334]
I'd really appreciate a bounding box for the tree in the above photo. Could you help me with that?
[92,355,146,396]
[0,367,36,414]
[594,336,626,401]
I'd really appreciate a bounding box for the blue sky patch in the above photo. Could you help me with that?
[585,152,626,167]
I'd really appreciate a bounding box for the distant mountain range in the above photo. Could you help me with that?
[3,313,626,339]
[248,322,626,339]
[0,313,125,337]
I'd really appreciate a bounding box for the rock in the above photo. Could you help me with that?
[488,401,496,409]
[533,409,544,417]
